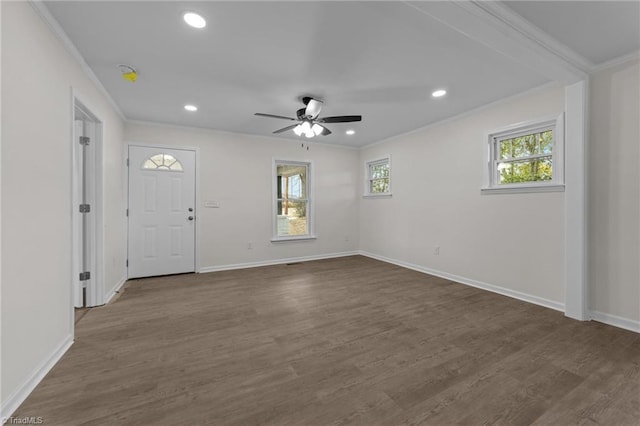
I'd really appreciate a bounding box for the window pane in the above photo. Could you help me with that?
[275,162,310,237]
[142,153,183,172]
[367,159,390,194]
[277,165,307,199]
[523,134,537,155]
[143,159,157,169]
[370,163,389,179]
[500,130,553,160]
[498,157,553,184]
[500,140,512,159]
[149,154,163,166]
[512,136,526,157]
[488,121,560,190]
[540,130,553,154]
[370,178,389,194]
[276,200,308,237]
[168,161,183,171]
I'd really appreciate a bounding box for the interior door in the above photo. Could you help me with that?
[72,119,85,307]
[73,117,98,307]
[128,146,196,278]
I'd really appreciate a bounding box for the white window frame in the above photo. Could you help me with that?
[482,114,565,194]
[272,159,316,242]
[364,155,392,198]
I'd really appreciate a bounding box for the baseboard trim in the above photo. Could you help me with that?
[590,310,640,333]
[1,335,74,421]
[359,251,565,313]
[199,251,359,274]
[104,276,127,305]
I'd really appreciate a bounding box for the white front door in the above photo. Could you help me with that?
[128,146,196,278]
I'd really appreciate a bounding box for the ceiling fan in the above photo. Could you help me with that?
[255,97,361,138]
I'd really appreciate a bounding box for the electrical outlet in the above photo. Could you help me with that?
[434,246,440,256]
[344,235,349,242]
[247,241,253,250]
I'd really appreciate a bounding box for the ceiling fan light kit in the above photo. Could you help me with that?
[255,96,361,139]
[293,121,325,138]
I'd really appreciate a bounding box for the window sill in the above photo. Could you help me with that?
[271,235,317,243]
[363,193,392,199]
[481,184,565,195]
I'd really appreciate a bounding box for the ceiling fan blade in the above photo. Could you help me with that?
[319,125,332,136]
[255,113,297,121]
[305,99,323,119]
[273,124,299,134]
[317,115,362,123]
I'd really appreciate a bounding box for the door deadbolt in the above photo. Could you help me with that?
[188,216,194,221]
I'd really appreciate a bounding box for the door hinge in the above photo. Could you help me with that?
[79,204,91,213]
[126,208,129,217]
[79,271,91,281]
[126,259,129,267]
[126,158,129,167]
[79,136,90,146]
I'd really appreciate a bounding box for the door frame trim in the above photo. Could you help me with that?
[71,88,105,314]
[125,142,200,279]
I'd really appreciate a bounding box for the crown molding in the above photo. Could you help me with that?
[469,1,594,73]
[591,49,640,73]
[404,1,587,85]
[29,0,126,121]
[125,119,360,150]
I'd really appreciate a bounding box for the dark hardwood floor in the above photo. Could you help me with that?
[13,256,640,425]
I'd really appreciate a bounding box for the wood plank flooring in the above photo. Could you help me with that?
[13,256,640,425]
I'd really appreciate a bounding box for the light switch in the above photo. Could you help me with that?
[204,201,220,208]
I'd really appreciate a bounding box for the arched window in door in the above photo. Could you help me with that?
[141,153,183,172]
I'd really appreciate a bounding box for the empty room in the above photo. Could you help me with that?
[1,1,639,425]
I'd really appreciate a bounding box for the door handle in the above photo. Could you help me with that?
[188,216,194,221]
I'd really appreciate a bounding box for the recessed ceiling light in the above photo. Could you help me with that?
[432,89,447,98]
[183,12,206,29]
[184,104,198,112]
[346,130,355,135]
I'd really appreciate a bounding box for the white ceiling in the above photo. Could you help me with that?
[42,1,639,148]
[504,1,640,66]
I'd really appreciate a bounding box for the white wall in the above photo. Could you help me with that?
[358,86,566,308]
[589,58,640,326]
[1,2,125,415]
[124,123,359,270]
[0,0,3,415]
[0,1,637,418]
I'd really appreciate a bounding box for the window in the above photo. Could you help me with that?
[273,160,313,240]
[364,156,391,197]
[142,153,183,171]
[483,115,564,194]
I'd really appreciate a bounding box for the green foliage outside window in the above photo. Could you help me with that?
[369,163,390,193]
[498,130,553,184]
